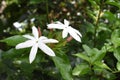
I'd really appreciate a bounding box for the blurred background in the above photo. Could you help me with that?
[1,0,120,80]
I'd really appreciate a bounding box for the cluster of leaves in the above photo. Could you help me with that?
[1,0,120,80]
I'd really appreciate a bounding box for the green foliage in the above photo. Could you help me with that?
[1,0,120,80]
[0,35,27,46]
[52,50,73,80]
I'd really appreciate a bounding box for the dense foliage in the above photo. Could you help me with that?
[1,0,120,80]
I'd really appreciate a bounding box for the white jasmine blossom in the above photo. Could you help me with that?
[16,26,58,63]
[13,22,22,28]
[47,19,82,42]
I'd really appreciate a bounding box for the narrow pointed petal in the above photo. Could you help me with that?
[64,19,69,26]
[41,39,59,43]
[68,27,81,42]
[38,43,55,56]
[29,44,38,63]
[32,26,39,39]
[71,27,82,37]
[16,40,35,49]
[47,23,65,29]
[55,21,63,25]
[23,35,35,40]
[39,36,48,41]
[62,29,68,38]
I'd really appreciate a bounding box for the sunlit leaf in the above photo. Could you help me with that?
[111,29,120,48]
[74,53,90,62]
[72,63,90,76]
[114,47,120,61]
[94,61,112,71]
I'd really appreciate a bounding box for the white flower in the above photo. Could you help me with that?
[13,22,22,28]
[16,26,58,63]
[47,19,82,42]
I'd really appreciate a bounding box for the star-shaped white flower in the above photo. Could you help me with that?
[47,19,82,42]
[16,26,58,63]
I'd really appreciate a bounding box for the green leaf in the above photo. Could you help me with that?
[52,51,73,80]
[83,45,92,56]
[106,1,120,9]
[29,0,45,4]
[116,62,120,71]
[103,11,116,22]
[72,63,90,76]
[74,53,90,62]
[82,45,106,63]
[111,29,120,48]
[94,61,112,71]
[114,47,120,61]
[0,35,27,46]
[85,22,95,33]
[91,48,106,63]
[2,48,29,59]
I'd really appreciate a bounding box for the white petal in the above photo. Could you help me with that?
[32,26,39,39]
[38,43,55,56]
[13,22,21,28]
[16,40,35,49]
[64,19,69,26]
[29,44,38,63]
[39,36,48,41]
[71,27,82,37]
[41,39,59,43]
[62,29,68,38]
[23,35,35,40]
[47,23,65,29]
[68,27,81,42]
[55,21,63,24]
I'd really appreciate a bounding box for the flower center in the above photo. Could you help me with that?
[36,40,38,43]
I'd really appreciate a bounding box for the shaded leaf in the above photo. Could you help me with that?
[29,0,45,4]
[52,51,73,80]
[0,35,27,46]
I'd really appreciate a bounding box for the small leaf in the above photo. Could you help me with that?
[114,47,120,61]
[111,29,120,48]
[106,1,120,9]
[0,35,27,46]
[29,0,45,4]
[103,11,116,22]
[91,48,106,63]
[116,62,120,71]
[74,53,90,62]
[72,63,90,76]
[94,61,112,71]
[83,45,92,56]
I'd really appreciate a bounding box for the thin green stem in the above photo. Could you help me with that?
[46,0,49,22]
[93,4,103,47]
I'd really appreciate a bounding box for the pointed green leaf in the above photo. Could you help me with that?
[72,63,90,76]
[114,47,120,61]
[74,53,90,62]
[111,29,120,48]
[94,61,112,71]
[52,51,73,80]
[117,62,120,71]
[83,45,92,56]
[0,35,27,46]
[106,1,120,9]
